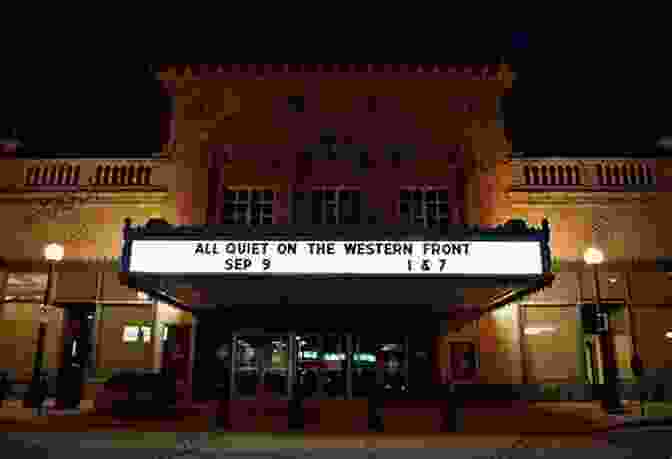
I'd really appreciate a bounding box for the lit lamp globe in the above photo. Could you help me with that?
[43,243,64,262]
[583,247,604,265]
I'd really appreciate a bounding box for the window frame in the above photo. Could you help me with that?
[292,186,363,225]
[399,186,453,227]
[221,186,278,225]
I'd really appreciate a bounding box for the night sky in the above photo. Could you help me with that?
[2,43,670,158]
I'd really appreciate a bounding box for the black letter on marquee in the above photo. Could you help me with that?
[195,243,205,255]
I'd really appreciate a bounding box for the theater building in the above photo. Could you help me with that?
[0,64,670,417]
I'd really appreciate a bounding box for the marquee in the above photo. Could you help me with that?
[127,239,544,276]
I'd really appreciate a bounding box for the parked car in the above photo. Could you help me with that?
[95,372,179,417]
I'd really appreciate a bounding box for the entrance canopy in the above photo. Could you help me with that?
[119,218,554,330]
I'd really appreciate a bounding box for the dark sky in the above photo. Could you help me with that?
[2,64,167,157]
[508,33,670,157]
[2,47,671,158]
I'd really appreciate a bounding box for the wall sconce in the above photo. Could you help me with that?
[665,331,672,339]
[608,277,618,284]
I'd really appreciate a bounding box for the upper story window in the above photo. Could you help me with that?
[288,96,305,113]
[367,96,377,113]
[222,188,275,225]
[293,188,362,224]
[399,188,451,227]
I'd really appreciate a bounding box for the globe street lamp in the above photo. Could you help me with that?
[584,247,624,414]
[29,243,64,409]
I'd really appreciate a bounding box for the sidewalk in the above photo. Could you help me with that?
[1,399,638,434]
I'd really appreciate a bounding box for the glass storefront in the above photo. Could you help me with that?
[226,331,414,400]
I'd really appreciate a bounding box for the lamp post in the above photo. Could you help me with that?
[29,243,64,407]
[584,247,624,414]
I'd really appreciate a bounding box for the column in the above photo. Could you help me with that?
[355,337,362,377]
[316,334,325,398]
[229,333,238,400]
[56,306,74,408]
[186,315,197,402]
[92,271,104,379]
[88,304,104,378]
[345,333,353,400]
[403,335,410,391]
[151,302,162,373]
[287,331,296,399]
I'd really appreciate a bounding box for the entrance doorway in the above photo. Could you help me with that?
[227,330,414,401]
[58,305,95,408]
[585,338,602,385]
[234,333,290,399]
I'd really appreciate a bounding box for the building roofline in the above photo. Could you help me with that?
[1,153,169,161]
[511,154,662,161]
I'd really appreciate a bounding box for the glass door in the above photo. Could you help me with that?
[295,333,349,399]
[234,333,290,399]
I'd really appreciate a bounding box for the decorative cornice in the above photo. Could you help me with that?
[122,217,551,244]
[508,190,659,207]
[512,155,661,162]
[156,64,504,80]
[0,189,168,203]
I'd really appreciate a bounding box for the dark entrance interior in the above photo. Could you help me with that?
[57,304,95,408]
[192,307,439,403]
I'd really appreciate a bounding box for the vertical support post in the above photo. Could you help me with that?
[89,271,104,379]
[624,259,645,415]
[316,334,325,398]
[355,337,362,378]
[32,263,55,407]
[403,335,410,391]
[518,305,529,385]
[345,333,353,400]
[287,331,296,399]
[229,333,238,400]
[187,315,197,403]
[151,300,161,372]
[595,264,624,413]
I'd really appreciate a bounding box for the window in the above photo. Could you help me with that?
[222,188,275,225]
[450,342,477,379]
[123,325,152,343]
[399,188,451,227]
[310,188,362,224]
[288,96,304,113]
[367,96,377,113]
[122,326,138,342]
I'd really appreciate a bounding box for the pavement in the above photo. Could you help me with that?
[0,398,651,450]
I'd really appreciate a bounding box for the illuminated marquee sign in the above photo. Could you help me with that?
[127,239,544,276]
